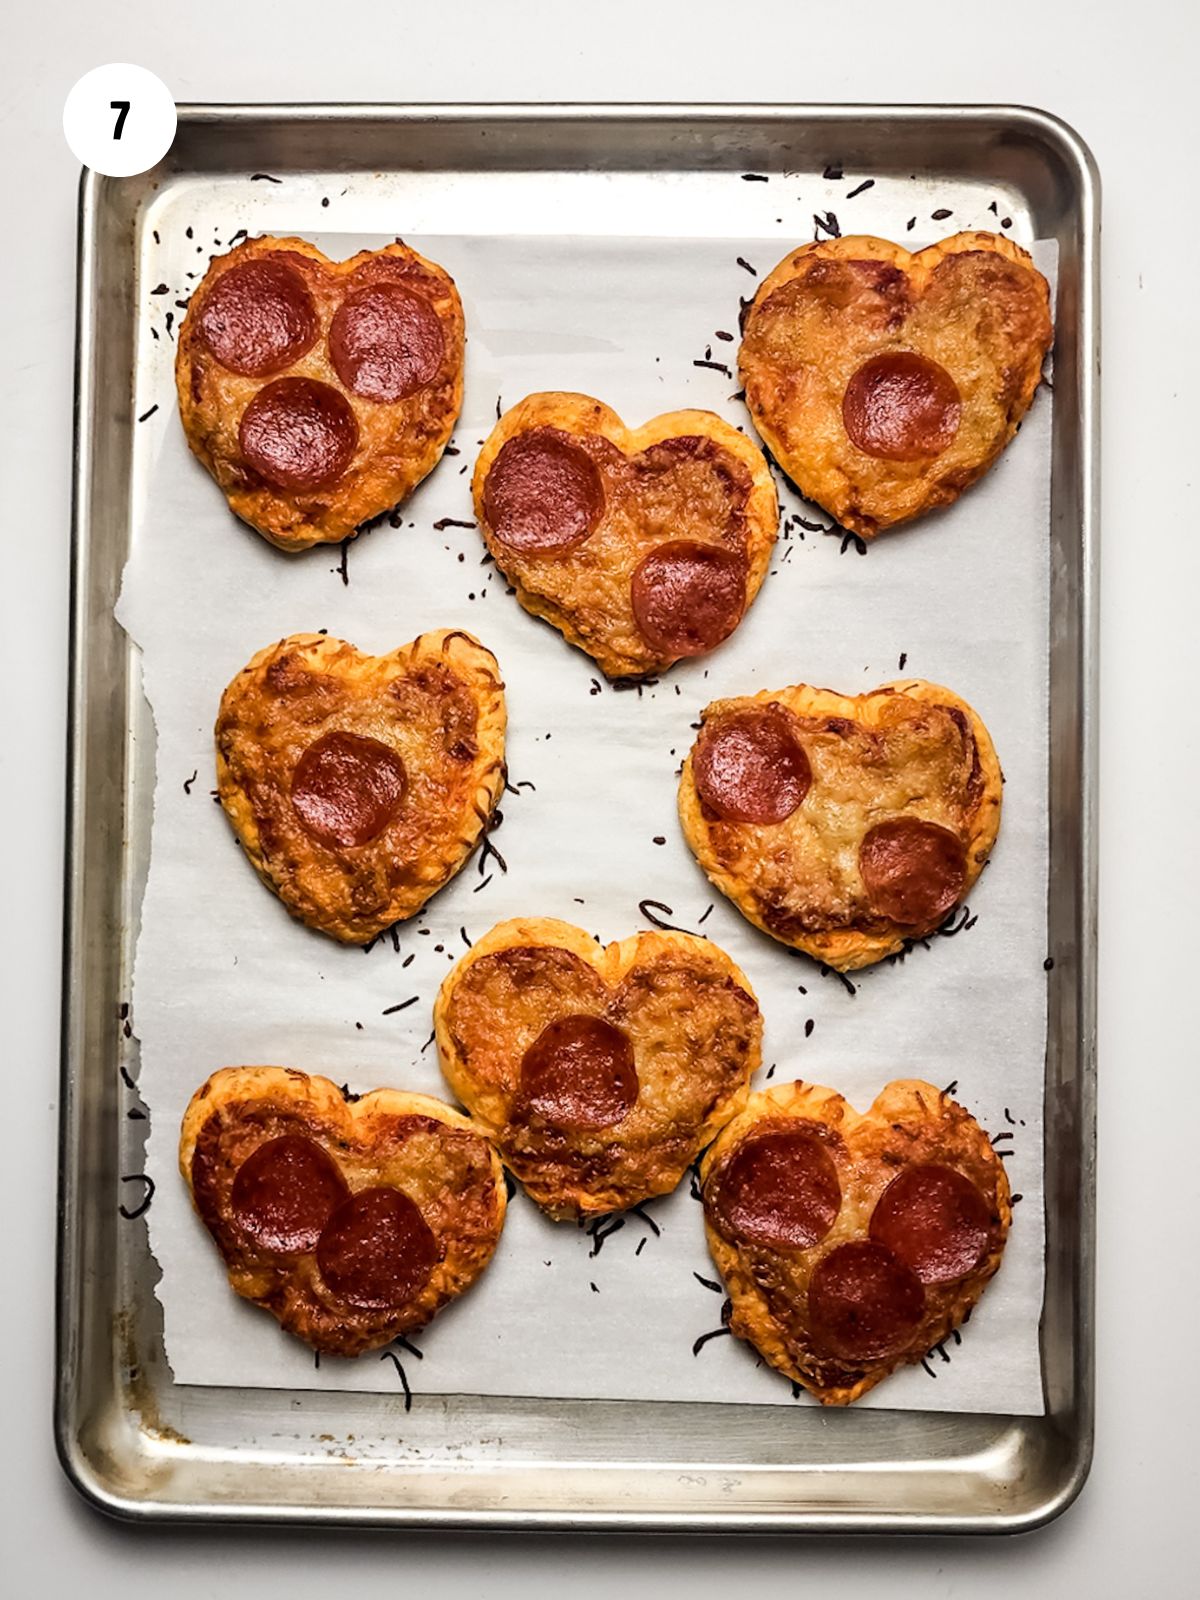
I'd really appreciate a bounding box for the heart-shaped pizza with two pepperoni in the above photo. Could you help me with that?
[215,629,505,944]
[472,393,779,678]
[435,917,762,1217]
[701,1078,1011,1404]
[679,678,1002,970]
[177,236,464,550]
[739,231,1052,536]
[180,1067,506,1356]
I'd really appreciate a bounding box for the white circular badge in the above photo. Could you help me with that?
[63,64,177,177]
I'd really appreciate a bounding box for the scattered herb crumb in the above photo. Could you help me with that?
[692,1327,731,1356]
[638,899,689,934]
[118,1173,155,1220]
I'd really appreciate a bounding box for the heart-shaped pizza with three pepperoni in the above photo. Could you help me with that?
[678,679,1002,970]
[177,236,464,551]
[701,1079,1011,1404]
[435,917,762,1217]
[180,1067,506,1356]
[739,231,1052,536]
[216,629,505,944]
[472,393,779,678]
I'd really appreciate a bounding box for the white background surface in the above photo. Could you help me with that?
[3,1,1198,1593]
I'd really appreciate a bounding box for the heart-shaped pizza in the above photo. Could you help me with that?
[739,231,1052,536]
[678,679,1001,970]
[434,917,762,1217]
[177,236,465,551]
[471,393,779,678]
[180,1067,506,1356]
[701,1078,1011,1404]
[216,629,505,943]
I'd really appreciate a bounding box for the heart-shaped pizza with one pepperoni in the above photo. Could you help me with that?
[701,1079,1011,1404]
[739,231,1052,536]
[471,394,779,679]
[216,629,505,944]
[180,1067,506,1357]
[176,236,464,551]
[434,917,762,1217]
[678,679,1002,971]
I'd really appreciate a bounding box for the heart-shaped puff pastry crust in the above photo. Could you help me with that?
[472,394,779,679]
[701,1079,1010,1404]
[739,231,1052,536]
[678,679,1001,970]
[435,917,762,1217]
[180,1067,506,1356]
[216,629,505,943]
[177,235,464,551]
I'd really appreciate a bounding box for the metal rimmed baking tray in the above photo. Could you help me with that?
[58,103,1098,1532]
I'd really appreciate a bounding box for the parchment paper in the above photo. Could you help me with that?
[120,232,1052,1414]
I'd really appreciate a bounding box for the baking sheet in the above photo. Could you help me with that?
[119,230,1051,1415]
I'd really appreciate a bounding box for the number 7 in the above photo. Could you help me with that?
[111,100,130,140]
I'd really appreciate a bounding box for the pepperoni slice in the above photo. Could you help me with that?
[842,352,962,461]
[197,257,319,377]
[316,1187,438,1308]
[482,429,604,554]
[710,1126,841,1250]
[859,818,967,926]
[869,1164,994,1284]
[230,1135,349,1254]
[290,730,407,848]
[328,283,445,402]
[518,1014,638,1130]
[630,541,746,657]
[692,706,811,824]
[239,377,359,492]
[807,1240,926,1361]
